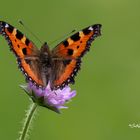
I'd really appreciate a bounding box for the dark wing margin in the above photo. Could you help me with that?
[51,24,102,89]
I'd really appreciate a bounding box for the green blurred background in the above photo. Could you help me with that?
[0,0,140,139]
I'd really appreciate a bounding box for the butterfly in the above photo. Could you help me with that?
[0,21,102,90]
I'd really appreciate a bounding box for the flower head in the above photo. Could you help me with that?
[20,82,76,113]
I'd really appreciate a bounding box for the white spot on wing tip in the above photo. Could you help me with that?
[88,27,93,31]
[5,24,9,28]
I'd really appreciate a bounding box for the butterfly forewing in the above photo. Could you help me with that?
[51,24,102,89]
[0,21,44,87]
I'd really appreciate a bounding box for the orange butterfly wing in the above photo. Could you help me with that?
[51,24,102,89]
[0,21,44,87]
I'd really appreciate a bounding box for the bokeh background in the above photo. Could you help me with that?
[0,0,140,139]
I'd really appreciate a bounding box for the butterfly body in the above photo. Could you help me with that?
[0,21,102,90]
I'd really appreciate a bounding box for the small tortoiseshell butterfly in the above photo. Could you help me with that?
[0,21,102,90]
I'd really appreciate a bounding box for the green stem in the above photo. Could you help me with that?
[19,102,38,140]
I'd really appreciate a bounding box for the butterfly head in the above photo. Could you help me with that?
[39,42,51,66]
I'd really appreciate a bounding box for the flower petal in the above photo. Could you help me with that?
[20,82,76,113]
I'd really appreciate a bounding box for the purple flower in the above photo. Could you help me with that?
[20,82,76,113]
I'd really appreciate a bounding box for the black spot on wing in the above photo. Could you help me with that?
[25,59,31,65]
[83,27,91,35]
[7,25,14,33]
[63,40,69,47]
[71,32,80,41]
[16,30,23,40]
[25,38,30,46]
[67,49,73,55]
[63,59,71,66]
[22,48,27,55]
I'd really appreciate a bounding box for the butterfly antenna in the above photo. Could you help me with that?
[18,20,43,44]
[48,29,76,46]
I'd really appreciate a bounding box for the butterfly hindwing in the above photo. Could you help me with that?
[0,21,44,87]
[50,58,81,89]
[51,24,102,89]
